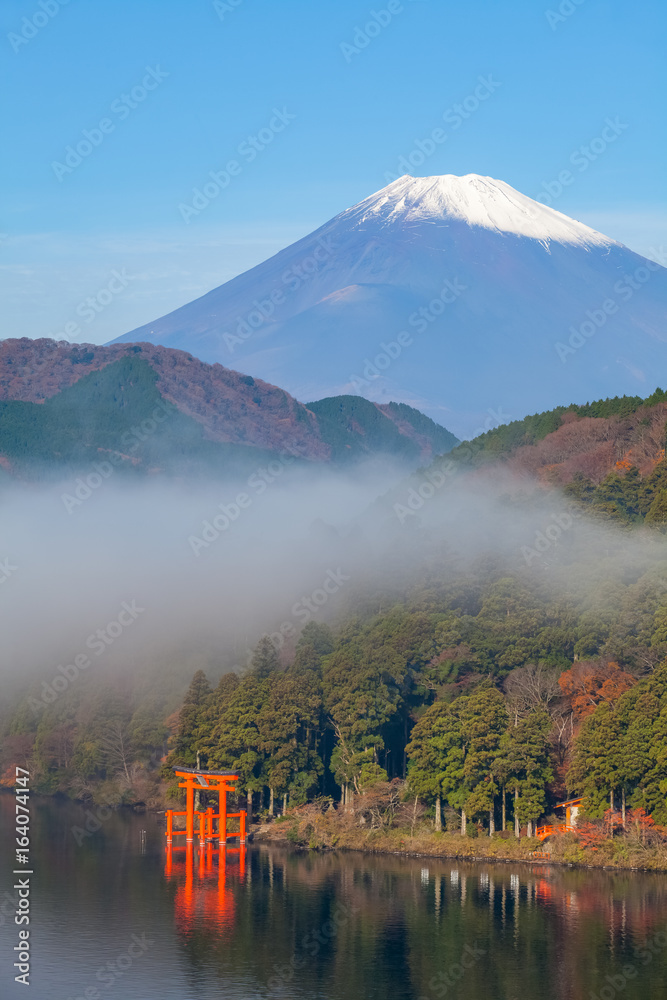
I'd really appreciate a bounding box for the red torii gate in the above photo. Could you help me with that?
[166,767,245,847]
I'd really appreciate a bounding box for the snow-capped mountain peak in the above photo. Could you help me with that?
[346,173,617,247]
[110,172,667,438]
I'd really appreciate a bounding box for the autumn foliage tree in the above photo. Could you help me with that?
[558,659,635,723]
[568,661,667,823]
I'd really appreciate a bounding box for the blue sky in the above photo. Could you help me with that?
[1,0,665,346]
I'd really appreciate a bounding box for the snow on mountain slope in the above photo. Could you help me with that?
[343,174,617,246]
[110,174,667,438]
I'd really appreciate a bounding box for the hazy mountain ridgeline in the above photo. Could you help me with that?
[0,338,458,481]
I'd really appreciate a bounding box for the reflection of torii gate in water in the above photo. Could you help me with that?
[165,838,246,937]
[164,768,247,940]
[166,767,246,847]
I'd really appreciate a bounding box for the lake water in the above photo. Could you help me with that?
[2,795,667,999]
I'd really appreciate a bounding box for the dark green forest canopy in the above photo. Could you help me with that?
[306,395,459,461]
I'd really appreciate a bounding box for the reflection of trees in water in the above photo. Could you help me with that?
[4,795,667,998]
[161,843,667,998]
[4,792,667,999]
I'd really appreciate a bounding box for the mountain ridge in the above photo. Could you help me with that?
[0,338,458,478]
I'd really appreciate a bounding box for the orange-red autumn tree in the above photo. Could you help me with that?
[0,734,34,787]
[558,659,636,724]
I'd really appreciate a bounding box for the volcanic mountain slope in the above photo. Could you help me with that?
[109,174,667,438]
[0,338,458,479]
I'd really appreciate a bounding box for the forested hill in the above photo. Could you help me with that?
[373,388,667,529]
[450,388,667,484]
[0,338,458,479]
[5,386,667,841]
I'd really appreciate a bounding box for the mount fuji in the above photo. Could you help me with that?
[110,174,667,438]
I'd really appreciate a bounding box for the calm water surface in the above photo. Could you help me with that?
[2,795,667,999]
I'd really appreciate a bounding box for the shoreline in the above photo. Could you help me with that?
[254,818,667,874]
[5,790,665,874]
